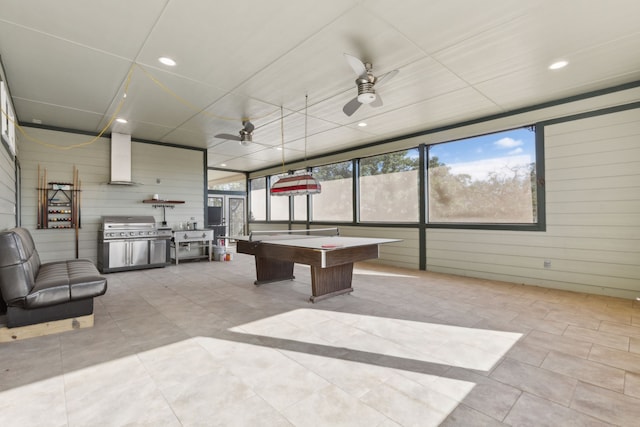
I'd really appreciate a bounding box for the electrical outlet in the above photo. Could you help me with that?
[544,260,552,268]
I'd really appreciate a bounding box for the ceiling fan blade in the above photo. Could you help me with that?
[343,97,362,116]
[242,120,255,133]
[214,133,241,141]
[370,94,383,108]
[344,53,367,77]
[375,69,399,87]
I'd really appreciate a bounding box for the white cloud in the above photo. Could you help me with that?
[447,155,532,181]
[494,137,523,149]
[508,147,523,155]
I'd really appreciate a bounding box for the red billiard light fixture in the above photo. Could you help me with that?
[270,173,321,196]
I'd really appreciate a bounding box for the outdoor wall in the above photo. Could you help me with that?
[17,127,205,264]
[426,108,640,299]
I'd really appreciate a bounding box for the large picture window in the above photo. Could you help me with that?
[292,169,308,222]
[359,149,419,222]
[312,161,353,222]
[249,177,266,221]
[270,173,290,221]
[427,127,538,224]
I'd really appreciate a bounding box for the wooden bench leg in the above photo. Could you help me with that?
[0,313,94,342]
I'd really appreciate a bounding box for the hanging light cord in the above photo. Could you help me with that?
[280,105,285,174]
[304,94,308,167]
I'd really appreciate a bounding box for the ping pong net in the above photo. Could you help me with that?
[248,227,339,241]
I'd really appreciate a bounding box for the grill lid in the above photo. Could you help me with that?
[101,215,156,230]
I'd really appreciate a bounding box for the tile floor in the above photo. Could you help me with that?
[1,252,639,426]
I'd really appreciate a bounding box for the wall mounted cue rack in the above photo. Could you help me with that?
[37,165,82,230]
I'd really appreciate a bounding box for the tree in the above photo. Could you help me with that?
[428,154,536,223]
[360,150,419,176]
[312,161,352,181]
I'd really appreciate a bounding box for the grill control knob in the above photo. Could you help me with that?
[120,232,126,236]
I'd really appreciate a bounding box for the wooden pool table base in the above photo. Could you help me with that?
[252,256,354,302]
[237,238,392,302]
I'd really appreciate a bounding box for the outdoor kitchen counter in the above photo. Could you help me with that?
[171,229,214,264]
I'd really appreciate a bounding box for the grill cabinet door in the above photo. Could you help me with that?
[108,241,128,268]
[150,239,167,265]
[129,240,149,266]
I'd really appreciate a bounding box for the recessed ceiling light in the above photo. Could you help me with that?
[275,147,283,151]
[358,122,367,127]
[158,57,177,66]
[32,118,42,124]
[116,118,128,124]
[548,60,568,70]
[220,163,227,167]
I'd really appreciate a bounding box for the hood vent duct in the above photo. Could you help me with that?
[109,132,139,185]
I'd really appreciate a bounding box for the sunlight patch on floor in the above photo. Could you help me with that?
[0,336,477,426]
[231,308,522,371]
[352,267,418,278]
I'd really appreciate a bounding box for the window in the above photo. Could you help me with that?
[292,169,308,222]
[360,149,419,222]
[427,127,538,224]
[311,161,353,222]
[207,171,246,191]
[293,194,307,221]
[249,177,266,221]
[270,173,289,221]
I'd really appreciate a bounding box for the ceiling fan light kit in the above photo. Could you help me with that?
[357,91,376,104]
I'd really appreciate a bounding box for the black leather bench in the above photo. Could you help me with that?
[0,227,107,328]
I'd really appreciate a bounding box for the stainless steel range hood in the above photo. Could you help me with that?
[109,132,139,185]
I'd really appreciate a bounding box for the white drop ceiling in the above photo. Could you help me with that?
[1,0,639,172]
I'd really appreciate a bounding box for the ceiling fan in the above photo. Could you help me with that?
[342,53,399,117]
[215,120,255,145]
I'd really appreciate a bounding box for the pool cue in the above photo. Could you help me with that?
[43,168,47,228]
[37,164,41,228]
[74,167,79,258]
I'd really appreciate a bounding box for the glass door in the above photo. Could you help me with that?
[228,197,246,237]
[207,194,246,242]
[207,196,224,226]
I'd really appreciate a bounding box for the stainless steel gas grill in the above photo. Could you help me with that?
[98,215,171,273]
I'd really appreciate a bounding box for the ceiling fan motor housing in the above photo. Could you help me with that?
[356,76,376,104]
[239,130,252,145]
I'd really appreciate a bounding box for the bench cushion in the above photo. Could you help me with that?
[24,260,107,309]
[68,260,108,300]
[0,228,41,304]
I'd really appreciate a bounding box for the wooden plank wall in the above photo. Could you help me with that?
[0,143,15,230]
[17,127,205,264]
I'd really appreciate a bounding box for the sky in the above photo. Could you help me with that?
[429,127,536,181]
